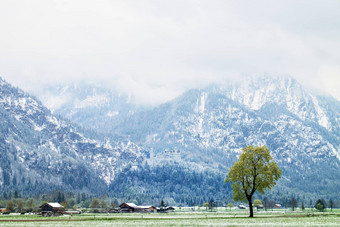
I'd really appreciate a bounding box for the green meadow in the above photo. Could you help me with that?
[0,209,339,226]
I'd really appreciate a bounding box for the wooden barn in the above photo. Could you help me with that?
[119,203,156,213]
[39,202,64,216]
[120,203,137,213]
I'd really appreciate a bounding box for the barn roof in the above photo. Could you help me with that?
[48,203,64,208]
[137,205,155,209]
[120,203,157,209]
[39,202,64,208]
[120,203,137,208]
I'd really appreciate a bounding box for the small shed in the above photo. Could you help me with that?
[39,202,64,216]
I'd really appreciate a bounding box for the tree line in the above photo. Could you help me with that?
[1,189,339,215]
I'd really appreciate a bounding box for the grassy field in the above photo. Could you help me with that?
[0,209,339,226]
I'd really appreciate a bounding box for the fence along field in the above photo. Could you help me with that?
[0,209,339,226]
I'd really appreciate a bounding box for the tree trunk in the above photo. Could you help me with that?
[248,198,254,217]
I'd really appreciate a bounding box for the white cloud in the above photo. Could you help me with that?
[0,0,339,103]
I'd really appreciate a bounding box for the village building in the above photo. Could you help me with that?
[39,202,64,216]
[119,203,156,213]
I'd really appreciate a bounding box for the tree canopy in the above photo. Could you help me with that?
[253,199,262,211]
[315,199,327,212]
[225,145,282,217]
[227,202,234,211]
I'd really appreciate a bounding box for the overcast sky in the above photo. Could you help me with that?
[0,0,339,104]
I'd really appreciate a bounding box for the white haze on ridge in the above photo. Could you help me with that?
[0,0,339,105]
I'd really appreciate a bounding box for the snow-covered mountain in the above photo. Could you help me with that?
[108,76,340,198]
[0,78,143,194]
[2,75,339,201]
[226,76,339,133]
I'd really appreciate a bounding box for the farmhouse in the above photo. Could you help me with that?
[119,203,156,213]
[39,202,64,216]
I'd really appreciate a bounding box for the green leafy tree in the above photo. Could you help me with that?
[160,200,165,208]
[315,199,326,212]
[83,199,91,208]
[16,199,25,213]
[0,200,7,209]
[253,199,262,211]
[68,199,76,208]
[301,202,305,211]
[208,199,215,211]
[269,200,275,211]
[6,200,15,212]
[57,191,65,203]
[203,202,209,211]
[225,145,282,217]
[100,200,107,209]
[76,193,81,204]
[290,197,298,211]
[90,198,100,209]
[26,198,35,213]
[227,202,234,211]
[61,201,69,209]
[263,197,270,211]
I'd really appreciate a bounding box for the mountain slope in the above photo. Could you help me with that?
[0,78,143,194]
[109,76,340,199]
[3,75,339,203]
